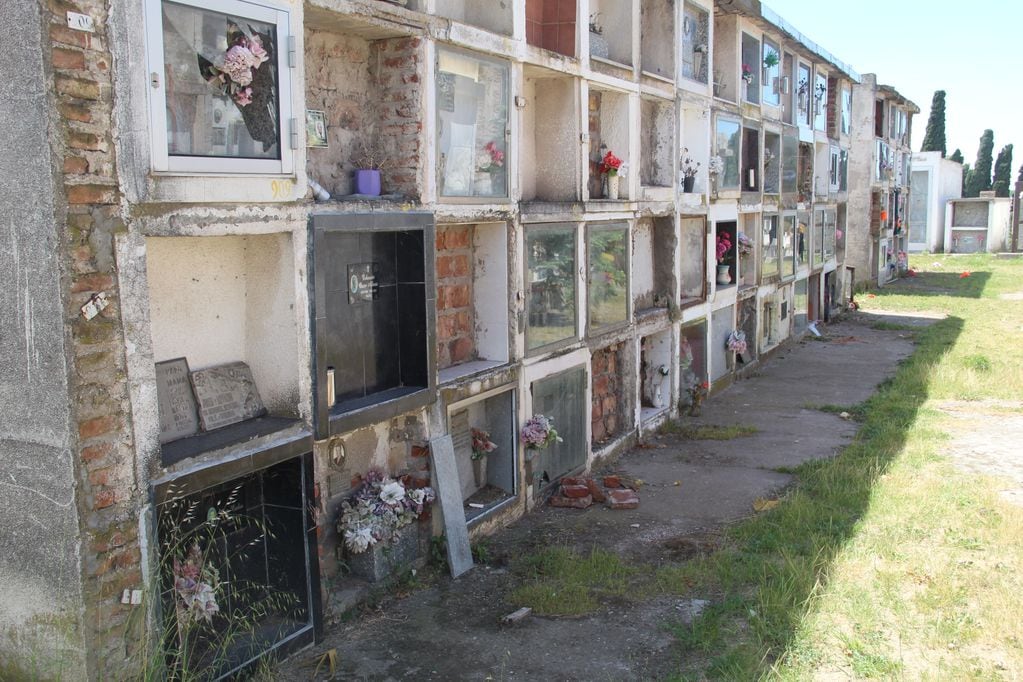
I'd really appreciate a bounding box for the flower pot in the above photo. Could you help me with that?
[607,174,620,200]
[346,523,418,582]
[472,457,487,488]
[354,169,381,196]
[473,173,493,197]
[683,175,696,193]
[716,263,732,285]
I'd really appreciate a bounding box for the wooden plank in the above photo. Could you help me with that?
[428,435,474,578]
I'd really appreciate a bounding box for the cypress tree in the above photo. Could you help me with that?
[992,145,1013,197]
[949,149,964,164]
[920,90,947,156]
[962,164,971,196]
[964,130,994,197]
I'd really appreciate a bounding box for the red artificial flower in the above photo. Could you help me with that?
[600,150,623,174]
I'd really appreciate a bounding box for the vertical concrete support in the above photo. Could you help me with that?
[0,0,86,678]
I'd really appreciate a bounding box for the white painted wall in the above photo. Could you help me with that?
[474,222,510,362]
[146,234,300,415]
[632,220,655,305]
[911,151,963,253]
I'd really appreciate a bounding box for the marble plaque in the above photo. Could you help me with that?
[429,435,474,579]
[190,361,267,431]
[347,262,379,304]
[155,358,199,444]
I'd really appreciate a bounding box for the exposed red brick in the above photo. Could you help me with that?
[561,483,590,499]
[63,156,89,174]
[55,76,101,101]
[81,441,112,464]
[59,102,92,123]
[607,489,639,510]
[411,445,430,458]
[549,494,592,509]
[603,475,621,489]
[71,273,114,293]
[88,468,110,486]
[448,337,473,364]
[94,489,116,509]
[79,415,116,440]
[66,183,116,205]
[50,24,90,49]
[440,284,471,309]
[52,47,86,70]
[585,478,607,503]
[67,130,106,151]
[437,254,470,279]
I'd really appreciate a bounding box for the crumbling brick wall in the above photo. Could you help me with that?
[47,0,142,676]
[436,226,476,369]
[370,37,423,198]
[591,343,625,444]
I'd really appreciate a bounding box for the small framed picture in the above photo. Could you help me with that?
[306,110,328,148]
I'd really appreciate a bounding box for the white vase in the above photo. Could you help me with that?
[716,263,732,285]
[607,174,620,200]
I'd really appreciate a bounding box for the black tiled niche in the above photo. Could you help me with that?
[311,213,436,437]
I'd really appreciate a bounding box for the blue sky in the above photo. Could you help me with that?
[764,0,1021,176]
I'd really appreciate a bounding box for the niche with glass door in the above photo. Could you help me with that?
[434,0,513,36]
[679,320,707,410]
[715,117,741,192]
[523,68,578,202]
[680,3,710,84]
[525,224,578,353]
[633,216,676,314]
[436,48,510,200]
[680,216,707,306]
[587,223,630,331]
[760,214,780,282]
[448,388,517,523]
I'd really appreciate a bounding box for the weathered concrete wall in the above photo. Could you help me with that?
[846,74,878,283]
[0,0,86,678]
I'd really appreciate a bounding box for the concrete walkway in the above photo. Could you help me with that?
[278,312,920,681]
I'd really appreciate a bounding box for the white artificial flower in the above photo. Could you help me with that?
[409,489,426,505]
[345,526,375,553]
[379,480,406,505]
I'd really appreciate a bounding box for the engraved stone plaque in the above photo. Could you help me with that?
[347,262,379,304]
[190,361,267,431]
[155,358,199,444]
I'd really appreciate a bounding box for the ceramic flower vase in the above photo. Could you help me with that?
[683,176,696,193]
[607,174,620,200]
[716,263,732,285]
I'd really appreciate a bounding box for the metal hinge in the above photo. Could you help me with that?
[288,35,297,68]
[289,118,300,150]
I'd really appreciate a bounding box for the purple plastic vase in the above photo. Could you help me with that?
[355,169,381,196]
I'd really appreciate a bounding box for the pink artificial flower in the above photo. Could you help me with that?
[233,87,253,106]
[244,35,269,65]
[219,45,256,85]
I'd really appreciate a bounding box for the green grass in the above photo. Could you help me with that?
[805,402,868,422]
[660,255,1023,679]
[508,547,641,616]
[869,321,921,332]
[660,422,759,440]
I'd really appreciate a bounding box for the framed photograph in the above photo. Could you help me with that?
[306,109,328,148]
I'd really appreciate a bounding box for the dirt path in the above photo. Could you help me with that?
[276,314,923,681]
[935,400,1023,507]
